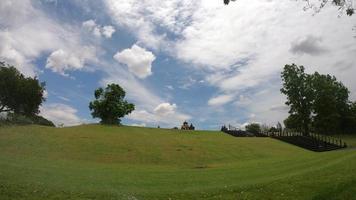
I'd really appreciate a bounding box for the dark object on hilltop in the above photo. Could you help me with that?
[221,125,228,132]
[181,121,195,130]
[270,131,346,152]
[221,124,265,137]
[89,84,135,125]
[224,0,236,5]
[245,123,261,134]
[173,127,178,130]
[0,62,46,116]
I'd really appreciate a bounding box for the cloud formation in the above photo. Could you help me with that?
[40,103,82,126]
[82,19,116,38]
[46,47,97,76]
[208,94,234,106]
[114,44,156,79]
[290,35,327,55]
[0,0,98,77]
[104,0,356,126]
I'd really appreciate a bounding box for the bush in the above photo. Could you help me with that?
[246,123,261,134]
[0,113,54,127]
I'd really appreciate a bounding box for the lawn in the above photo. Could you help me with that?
[0,125,356,200]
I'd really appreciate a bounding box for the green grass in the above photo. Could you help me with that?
[0,125,356,200]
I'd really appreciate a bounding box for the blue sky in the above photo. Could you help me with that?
[1,0,355,129]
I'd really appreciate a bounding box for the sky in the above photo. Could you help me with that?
[0,0,355,129]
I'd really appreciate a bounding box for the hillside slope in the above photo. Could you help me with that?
[0,125,356,200]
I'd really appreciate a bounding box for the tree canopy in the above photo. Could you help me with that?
[246,123,261,134]
[89,84,135,125]
[281,64,356,135]
[281,64,313,135]
[0,62,45,116]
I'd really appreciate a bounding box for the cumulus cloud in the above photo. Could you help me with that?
[46,47,97,76]
[290,35,327,55]
[114,44,156,79]
[208,94,234,106]
[82,19,116,38]
[40,103,82,126]
[154,103,177,116]
[0,0,98,77]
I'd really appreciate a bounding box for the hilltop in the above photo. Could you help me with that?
[0,125,356,199]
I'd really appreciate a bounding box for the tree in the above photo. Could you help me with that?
[89,84,135,125]
[223,0,354,16]
[0,62,45,116]
[245,123,261,134]
[310,72,350,134]
[281,64,313,135]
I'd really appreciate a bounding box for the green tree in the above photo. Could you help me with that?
[310,72,350,134]
[245,123,261,134]
[0,62,45,116]
[340,102,356,134]
[281,64,313,135]
[89,84,135,125]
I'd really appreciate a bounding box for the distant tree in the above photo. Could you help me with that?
[310,72,350,134]
[0,62,45,116]
[283,114,302,132]
[89,84,135,125]
[339,101,356,134]
[245,123,261,134]
[276,122,283,132]
[281,64,313,135]
[223,0,354,16]
[269,126,278,133]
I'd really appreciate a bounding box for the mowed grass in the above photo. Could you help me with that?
[0,125,356,200]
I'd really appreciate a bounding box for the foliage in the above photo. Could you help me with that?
[0,62,45,116]
[89,84,135,125]
[0,113,55,127]
[281,64,313,135]
[245,123,261,134]
[269,127,279,133]
[310,72,350,134]
[281,64,356,135]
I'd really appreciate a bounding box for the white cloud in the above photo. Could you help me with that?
[0,0,98,77]
[82,19,116,38]
[104,0,198,49]
[114,44,156,79]
[130,123,146,127]
[208,94,234,106]
[102,26,116,38]
[154,103,177,116]
[40,103,82,127]
[46,47,97,76]
[104,0,356,128]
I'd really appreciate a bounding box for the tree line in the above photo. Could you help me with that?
[281,64,356,135]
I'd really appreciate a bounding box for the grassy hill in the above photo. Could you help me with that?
[0,125,356,200]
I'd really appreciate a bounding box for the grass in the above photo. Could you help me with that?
[0,125,356,200]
